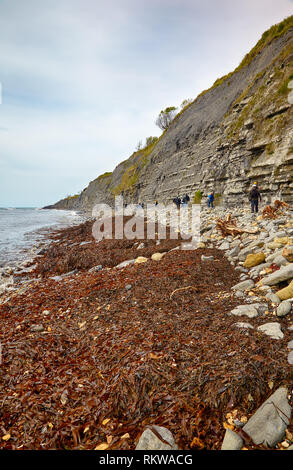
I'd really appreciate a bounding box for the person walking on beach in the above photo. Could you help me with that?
[249,183,261,214]
[208,191,215,209]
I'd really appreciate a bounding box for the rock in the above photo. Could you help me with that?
[265,292,281,305]
[201,255,214,261]
[135,257,148,264]
[233,322,254,329]
[116,259,136,269]
[151,252,165,261]
[135,425,178,450]
[125,284,132,290]
[221,428,244,450]
[30,324,44,332]
[137,242,145,250]
[273,255,288,267]
[218,241,230,250]
[88,265,103,273]
[231,279,255,292]
[274,237,293,246]
[230,305,259,319]
[238,246,258,261]
[276,279,293,301]
[276,300,292,317]
[282,246,293,262]
[288,351,293,365]
[259,264,293,286]
[242,387,291,448]
[257,322,284,340]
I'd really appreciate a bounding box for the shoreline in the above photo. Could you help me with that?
[0,204,293,450]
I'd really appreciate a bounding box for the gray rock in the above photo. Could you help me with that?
[276,300,292,317]
[115,259,136,269]
[135,425,178,450]
[230,305,259,319]
[30,324,44,332]
[287,340,293,350]
[274,255,288,267]
[125,284,132,290]
[288,351,293,365]
[89,265,103,273]
[231,279,255,292]
[257,322,284,340]
[260,264,293,286]
[243,387,291,447]
[234,321,254,329]
[265,292,281,305]
[218,241,230,250]
[201,255,214,261]
[221,428,243,450]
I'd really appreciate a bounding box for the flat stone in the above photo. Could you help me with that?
[115,259,136,269]
[260,264,293,286]
[257,322,284,340]
[135,425,178,450]
[151,252,165,261]
[265,292,281,305]
[276,300,292,317]
[234,322,254,329]
[243,387,291,447]
[221,429,244,450]
[288,351,293,365]
[231,279,255,292]
[30,324,44,332]
[230,305,258,319]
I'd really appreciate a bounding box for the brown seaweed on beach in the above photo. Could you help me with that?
[0,218,292,450]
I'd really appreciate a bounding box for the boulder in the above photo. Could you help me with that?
[259,264,293,286]
[151,252,165,261]
[276,300,292,317]
[221,429,244,450]
[231,279,255,292]
[135,257,148,264]
[242,387,291,447]
[243,252,265,268]
[276,279,293,301]
[257,322,284,340]
[135,425,178,450]
[230,305,259,319]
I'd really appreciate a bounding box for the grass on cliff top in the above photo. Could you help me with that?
[196,16,293,100]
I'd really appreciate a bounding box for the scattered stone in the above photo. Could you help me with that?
[135,425,178,450]
[135,257,148,264]
[30,324,44,332]
[137,242,145,250]
[276,300,292,317]
[201,255,214,261]
[230,305,258,319]
[242,387,291,447]
[89,265,103,273]
[257,322,284,340]
[243,252,266,268]
[260,264,293,286]
[233,322,254,329]
[151,253,165,261]
[231,279,255,292]
[221,428,244,450]
[115,259,136,269]
[276,279,293,301]
[265,292,281,305]
[125,284,132,290]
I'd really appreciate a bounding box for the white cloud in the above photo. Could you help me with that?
[0,0,292,206]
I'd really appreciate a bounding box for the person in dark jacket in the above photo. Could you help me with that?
[249,184,261,213]
[208,191,215,208]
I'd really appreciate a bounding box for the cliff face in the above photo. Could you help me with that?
[48,17,293,212]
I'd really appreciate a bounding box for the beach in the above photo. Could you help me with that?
[0,209,292,450]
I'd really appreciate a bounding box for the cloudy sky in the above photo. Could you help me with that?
[0,0,292,207]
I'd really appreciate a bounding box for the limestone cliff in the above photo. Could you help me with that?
[47,16,293,212]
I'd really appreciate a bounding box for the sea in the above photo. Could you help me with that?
[0,207,85,268]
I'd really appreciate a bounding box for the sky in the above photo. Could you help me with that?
[0,0,292,207]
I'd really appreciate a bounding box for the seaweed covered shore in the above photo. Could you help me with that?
[0,215,292,450]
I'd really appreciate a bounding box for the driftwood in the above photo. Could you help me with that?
[262,200,289,219]
[216,213,258,238]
